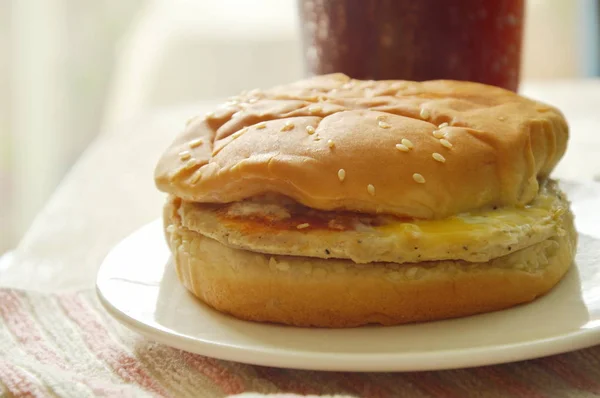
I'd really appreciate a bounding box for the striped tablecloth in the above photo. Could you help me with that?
[1,288,600,398]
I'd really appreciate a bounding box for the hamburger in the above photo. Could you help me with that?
[154,74,576,328]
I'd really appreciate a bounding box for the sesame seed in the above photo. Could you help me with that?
[256,122,267,129]
[413,173,426,183]
[280,121,295,132]
[306,125,315,135]
[420,108,430,119]
[297,223,310,229]
[232,127,247,139]
[308,105,321,113]
[189,138,204,148]
[432,130,445,139]
[248,97,258,104]
[438,122,449,128]
[179,151,191,161]
[432,153,446,163]
[440,139,453,148]
[378,120,391,129]
[183,159,199,170]
[327,139,335,148]
[401,138,414,148]
[190,171,202,184]
[396,144,410,152]
[338,168,346,182]
[498,116,506,121]
[376,115,386,121]
[367,184,376,196]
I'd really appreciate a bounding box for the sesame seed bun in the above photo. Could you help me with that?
[154,74,575,327]
[154,73,568,219]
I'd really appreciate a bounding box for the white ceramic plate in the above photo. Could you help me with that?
[97,182,600,372]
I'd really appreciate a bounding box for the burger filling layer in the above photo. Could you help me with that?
[169,180,570,264]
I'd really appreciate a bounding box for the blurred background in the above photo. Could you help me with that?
[0,0,599,255]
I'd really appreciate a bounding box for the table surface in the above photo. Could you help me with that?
[2,80,600,291]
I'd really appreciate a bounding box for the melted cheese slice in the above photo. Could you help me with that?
[378,180,565,247]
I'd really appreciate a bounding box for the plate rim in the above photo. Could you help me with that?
[96,222,600,372]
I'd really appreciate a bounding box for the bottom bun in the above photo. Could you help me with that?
[165,204,577,328]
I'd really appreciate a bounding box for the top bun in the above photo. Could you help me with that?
[155,74,568,219]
